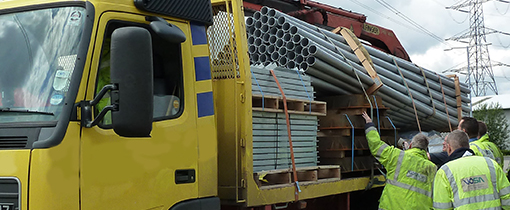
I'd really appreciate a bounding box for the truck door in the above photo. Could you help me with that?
[80,12,198,210]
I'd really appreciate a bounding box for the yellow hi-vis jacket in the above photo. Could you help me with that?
[480,134,504,168]
[433,155,510,210]
[470,136,497,166]
[365,126,437,210]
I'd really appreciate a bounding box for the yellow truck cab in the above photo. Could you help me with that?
[0,0,219,209]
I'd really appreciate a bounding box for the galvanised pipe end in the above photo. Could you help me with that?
[276,29,285,38]
[279,56,288,66]
[286,42,295,51]
[261,24,269,33]
[276,39,284,48]
[292,34,301,44]
[271,52,280,61]
[261,6,269,15]
[306,56,316,66]
[267,45,276,54]
[269,35,277,44]
[295,54,304,64]
[286,51,296,60]
[286,61,296,69]
[289,26,298,35]
[295,45,303,55]
[283,33,292,42]
[261,15,269,24]
[253,11,262,20]
[254,29,262,38]
[300,62,309,71]
[278,47,287,56]
[267,8,276,17]
[246,17,255,27]
[300,37,310,47]
[258,44,267,54]
[255,21,262,29]
[268,17,276,27]
[277,16,286,26]
[255,38,262,46]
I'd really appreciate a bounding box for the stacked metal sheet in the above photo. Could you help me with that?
[252,111,318,172]
[251,66,314,100]
[246,6,471,131]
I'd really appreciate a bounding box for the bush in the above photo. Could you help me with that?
[473,102,510,150]
[501,150,510,156]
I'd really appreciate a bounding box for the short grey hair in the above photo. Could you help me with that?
[446,130,469,150]
[411,133,429,150]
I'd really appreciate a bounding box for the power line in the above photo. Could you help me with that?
[347,0,425,35]
[375,0,449,45]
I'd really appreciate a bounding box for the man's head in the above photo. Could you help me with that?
[444,130,470,155]
[458,117,479,139]
[478,121,487,139]
[410,133,429,150]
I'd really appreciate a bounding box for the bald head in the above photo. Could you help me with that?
[446,130,470,155]
[411,133,429,150]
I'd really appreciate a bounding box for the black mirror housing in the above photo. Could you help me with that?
[110,27,154,137]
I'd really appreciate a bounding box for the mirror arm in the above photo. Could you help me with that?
[86,105,117,128]
[90,84,117,106]
[80,84,118,128]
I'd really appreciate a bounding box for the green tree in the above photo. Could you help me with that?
[473,102,510,150]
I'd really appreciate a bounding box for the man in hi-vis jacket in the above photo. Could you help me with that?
[433,130,510,209]
[362,112,437,210]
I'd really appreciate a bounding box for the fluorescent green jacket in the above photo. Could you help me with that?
[433,155,510,209]
[365,125,437,210]
[470,134,504,168]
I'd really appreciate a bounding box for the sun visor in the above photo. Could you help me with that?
[134,0,213,25]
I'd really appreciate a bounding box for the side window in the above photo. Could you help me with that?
[95,21,184,126]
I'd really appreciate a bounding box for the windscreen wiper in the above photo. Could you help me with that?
[0,107,54,116]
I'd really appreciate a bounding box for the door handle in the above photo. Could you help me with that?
[175,169,195,184]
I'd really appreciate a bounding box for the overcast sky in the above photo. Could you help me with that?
[317,0,510,96]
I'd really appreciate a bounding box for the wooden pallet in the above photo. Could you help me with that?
[252,94,327,116]
[254,165,341,189]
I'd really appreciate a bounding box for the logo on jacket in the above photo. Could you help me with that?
[461,175,489,192]
[406,170,427,183]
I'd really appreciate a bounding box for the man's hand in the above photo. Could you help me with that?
[362,111,372,123]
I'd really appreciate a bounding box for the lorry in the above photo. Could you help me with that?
[0,0,467,209]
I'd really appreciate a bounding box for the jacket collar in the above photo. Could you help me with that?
[448,147,474,162]
[405,147,428,159]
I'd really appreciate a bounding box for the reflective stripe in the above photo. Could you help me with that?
[502,198,510,206]
[479,207,505,210]
[455,194,499,207]
[387,179,432,197]
[376,144,388,159]
[471,142,482,153]
[394,151,405,180]
[442,165,461,204]
[485,157,499,197]
[433,201,453,209]
[500,186,510,196]
[366,127,377,133]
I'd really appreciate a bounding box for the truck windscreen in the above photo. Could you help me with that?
[0,6,85,124]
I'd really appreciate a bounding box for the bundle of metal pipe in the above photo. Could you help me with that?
[246,6,471,131]
[252,111,318,171]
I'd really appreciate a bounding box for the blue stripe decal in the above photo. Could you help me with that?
[194,56,212,81]
[190,22,207,45]
[197,92,214,118]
